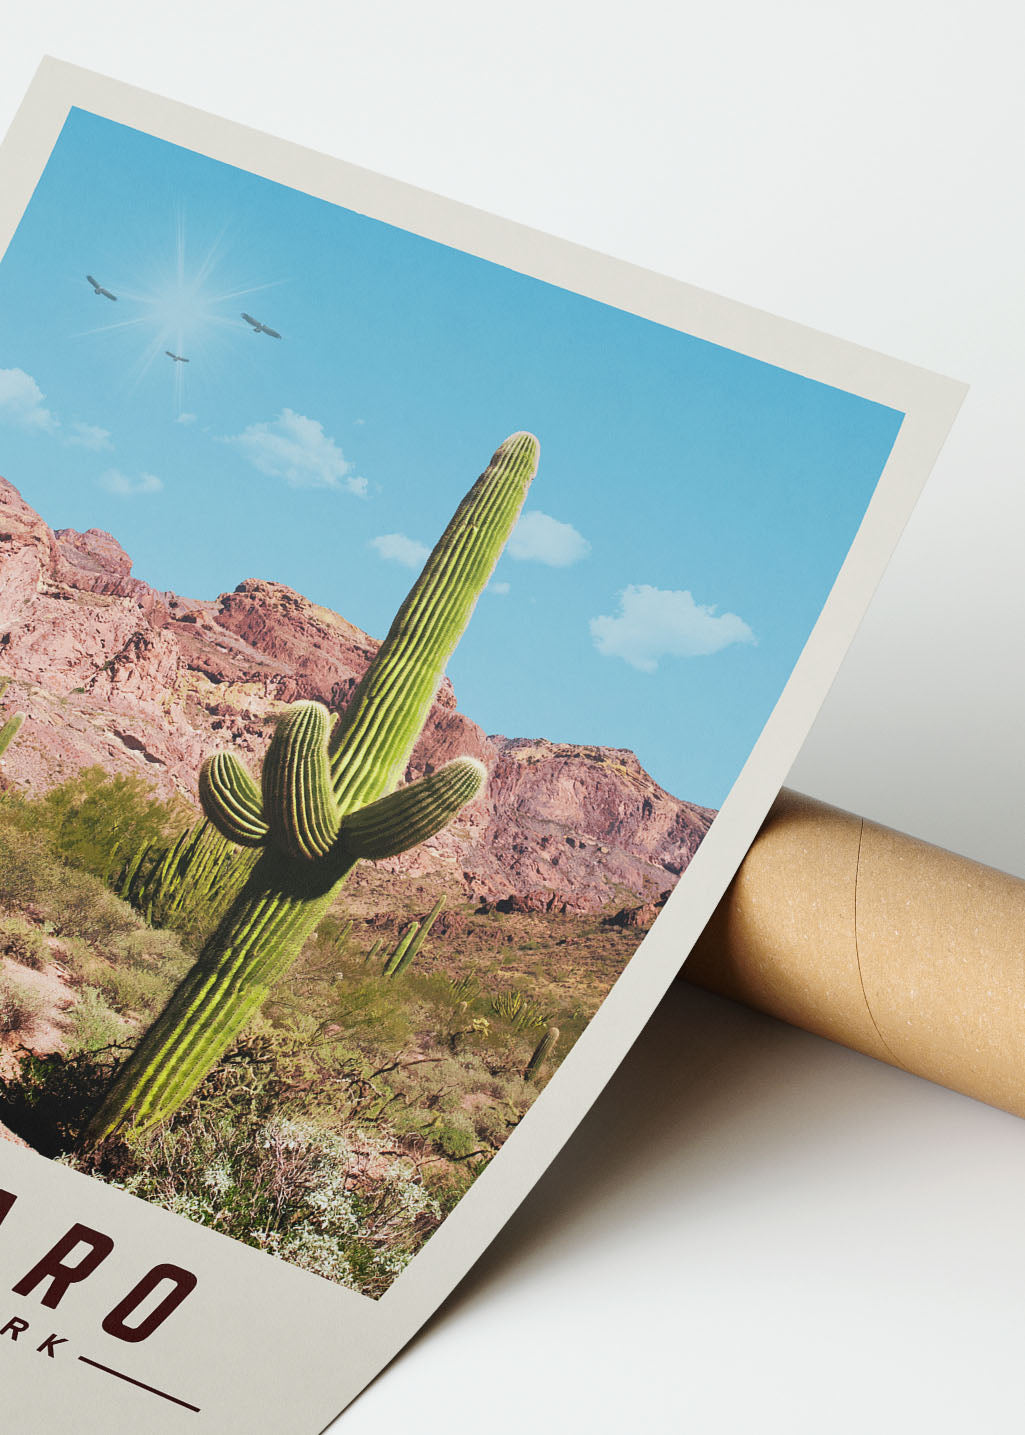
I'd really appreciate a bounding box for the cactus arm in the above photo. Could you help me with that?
[0,712,24,758]
[199,754,269,847]
[330,432,538,811]
[338,757,485,861]
[262,701,341,861]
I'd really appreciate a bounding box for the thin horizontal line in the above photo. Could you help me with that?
[78,1355,201,1413]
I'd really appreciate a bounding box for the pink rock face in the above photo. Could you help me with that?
[56,526,132,584]
[0,477,715,910]
[0,477,62,609]
[54,526,172,620]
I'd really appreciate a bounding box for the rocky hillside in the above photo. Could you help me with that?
[0,477,714,912]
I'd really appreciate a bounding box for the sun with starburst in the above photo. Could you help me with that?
[76,209,286,416]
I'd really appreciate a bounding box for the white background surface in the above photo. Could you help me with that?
[1,4,1023,1430]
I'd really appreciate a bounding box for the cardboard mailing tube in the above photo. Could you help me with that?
[685,789,1025,1118]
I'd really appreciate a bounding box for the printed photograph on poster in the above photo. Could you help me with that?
[0,60,965,1434]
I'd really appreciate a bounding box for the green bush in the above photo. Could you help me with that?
[0,821,61,910]
[489,986,549,1031]
[0,916,48,970]
[64,987,131,1055]
[472,1104,511,1148]
[430,1114,479,1160]
[92,964,172,1019]
[113,927,192,970]
[0,975,44,1037]
[48,877,140,948]
[0,811,142,950]
[39,767,184,881]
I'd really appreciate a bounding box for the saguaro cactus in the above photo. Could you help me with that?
[87,431,539,1140]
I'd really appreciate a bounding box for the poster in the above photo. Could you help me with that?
[0,59,964,1432]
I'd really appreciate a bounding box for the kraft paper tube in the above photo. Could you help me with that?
[685,790,1025,1117]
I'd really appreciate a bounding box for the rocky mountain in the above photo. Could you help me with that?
[0,476,714,912]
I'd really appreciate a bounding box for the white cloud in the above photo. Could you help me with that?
[99,469,164,498]
[66,422,112,451]
[370,532,430,570]
[0,368,57,433]
[176,412,197,426]
[489,580,511,595]
[226,408,365,493]
[590,584,755,673]
[507,509,590,567]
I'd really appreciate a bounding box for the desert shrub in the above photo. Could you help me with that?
[90,960,178,1019]
[313,914,355,956]
[0,974,44,1037]
[429,1113,480,1161]
[55,937,109,989]
[0,1046,126,1157]
[472,1104,512,1148]
[39,768,184,883]
[113,927,192,970]
[490,1071,536,1107]
[0,807,143,950]
[268,971,413,1052]
[0,819,61,910]
[71,1113,443,1298]
[47,875,140,948]
[0,916,47,970]
[64,987,131,1054]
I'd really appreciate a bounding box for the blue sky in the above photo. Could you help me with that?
[0,107,903,808]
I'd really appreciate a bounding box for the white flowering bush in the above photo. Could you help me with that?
[76,1112,442,1298]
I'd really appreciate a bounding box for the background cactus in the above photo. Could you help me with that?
[114,818,255,932]
[382,896,445,977]
[524,1025,559,1081]
[87,431,539,1141]
[0,678,24,761]
[0,713,23,760]
[382,921,418,977]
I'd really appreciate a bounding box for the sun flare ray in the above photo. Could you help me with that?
[75,211,285,417]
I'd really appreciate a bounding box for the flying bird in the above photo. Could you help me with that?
[86,274,117,301]
[165,351,190,363]
[241,312,282,339]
